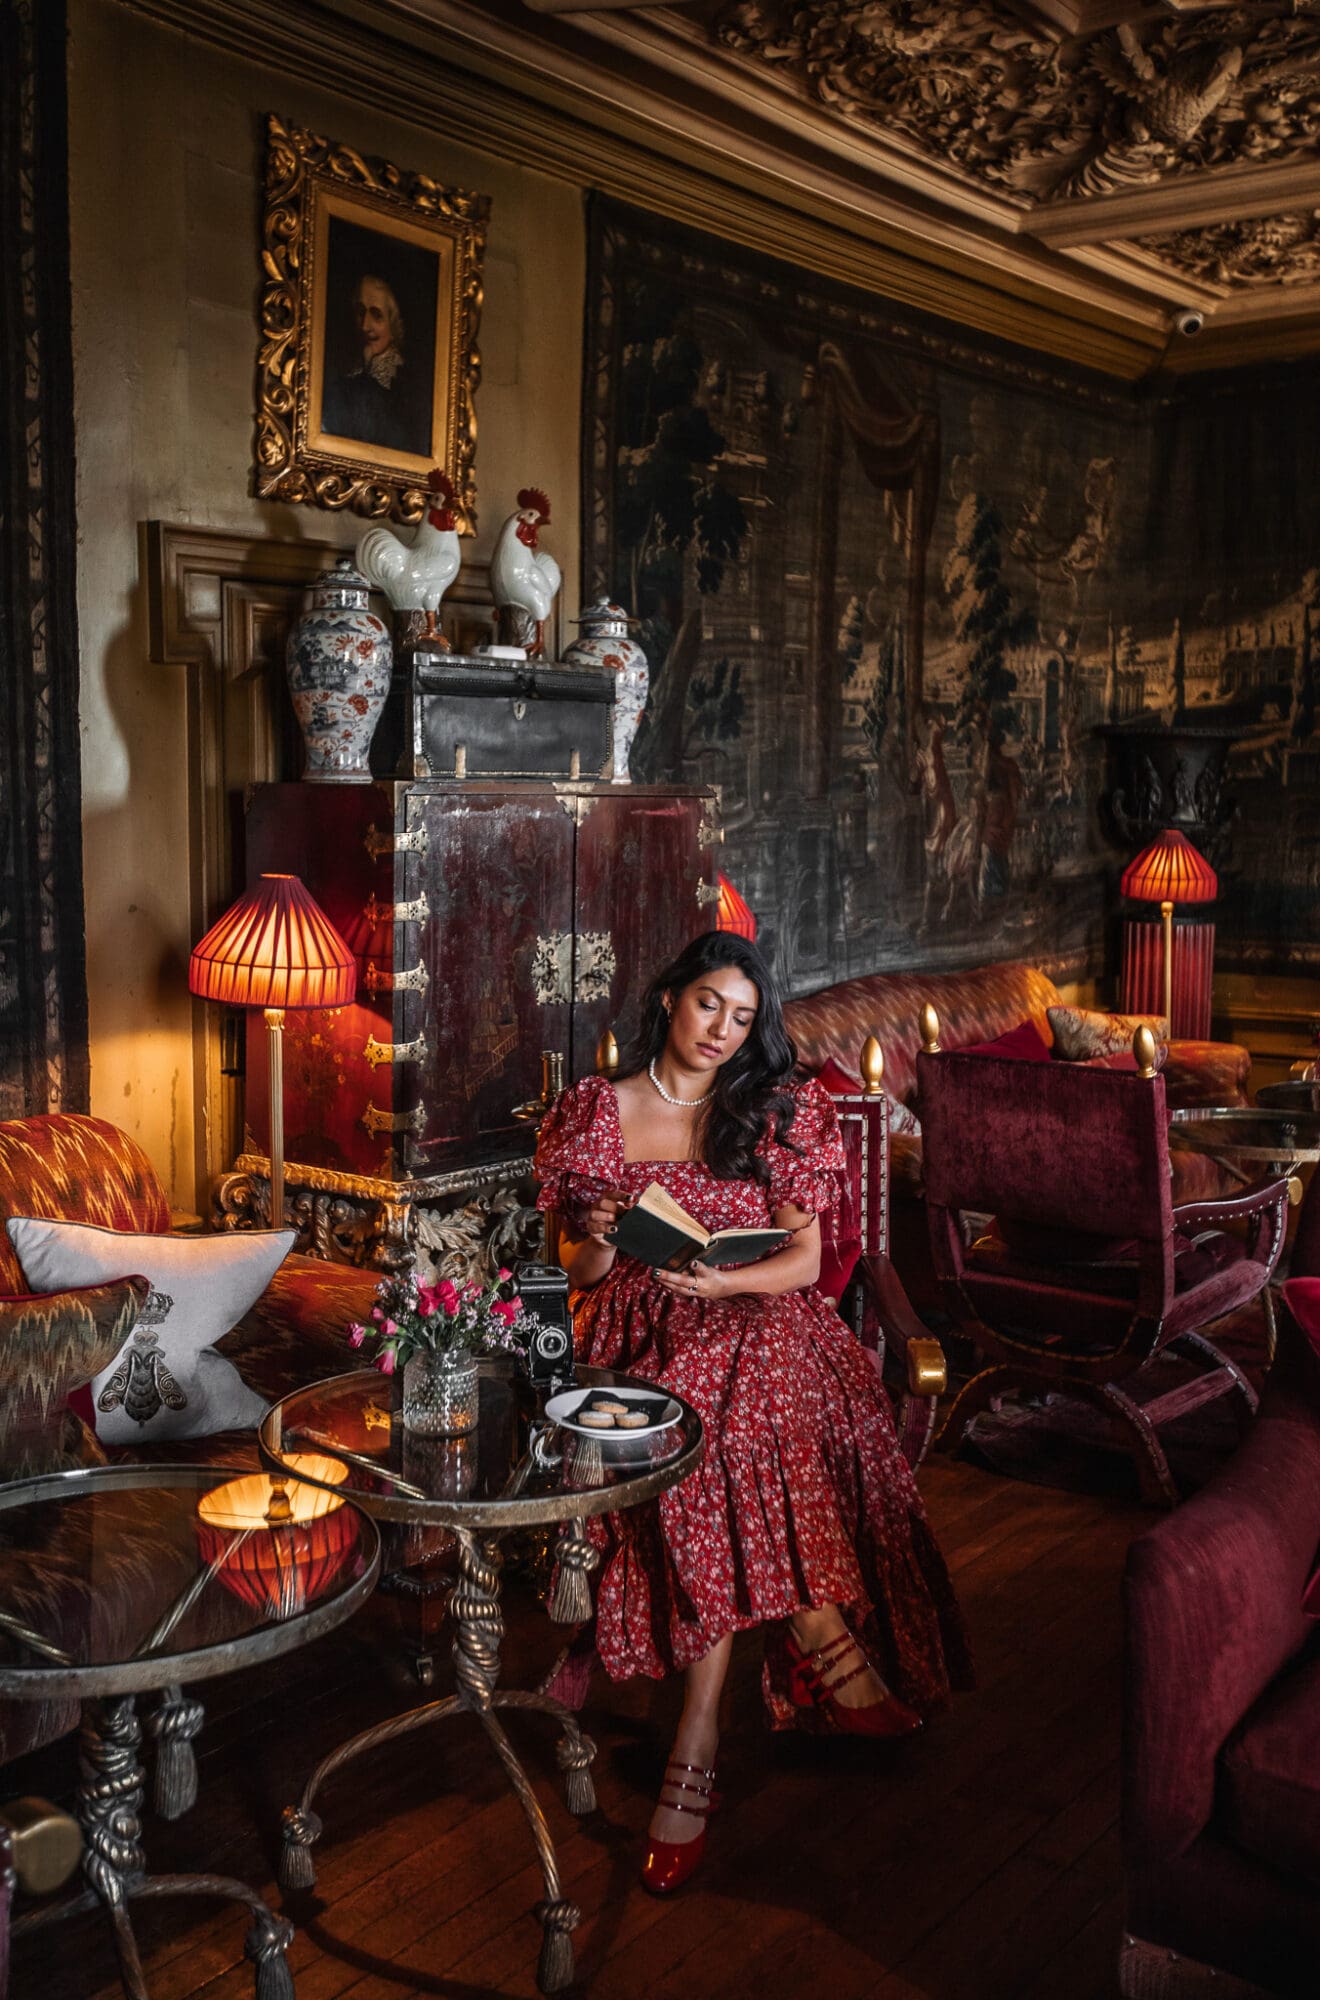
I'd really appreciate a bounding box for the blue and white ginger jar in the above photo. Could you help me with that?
[286,556,392,783]
[562,599,649,783]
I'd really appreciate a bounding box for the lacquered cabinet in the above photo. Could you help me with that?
[240,780,717,1201]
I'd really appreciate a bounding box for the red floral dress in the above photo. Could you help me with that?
[534,1075,972,1725]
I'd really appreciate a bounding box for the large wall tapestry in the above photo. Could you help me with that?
[1138,370,1320,972]
[584,198,1140,997]
[0,0,89,1116]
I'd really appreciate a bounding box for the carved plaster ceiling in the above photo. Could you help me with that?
[703,3,1320,209]
[508,0,1320,366]
[127,0,1320,375]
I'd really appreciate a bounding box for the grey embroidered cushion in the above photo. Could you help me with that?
[5,1219,294,1443]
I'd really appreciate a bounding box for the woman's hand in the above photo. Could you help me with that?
[654,1259,729,1303]
[580,1188,634,1245]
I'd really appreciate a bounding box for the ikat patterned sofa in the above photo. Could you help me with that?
[0,1113,381,1768]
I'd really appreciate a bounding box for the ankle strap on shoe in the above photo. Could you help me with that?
[661,1761,716,1815]
[665,1759,716,1783]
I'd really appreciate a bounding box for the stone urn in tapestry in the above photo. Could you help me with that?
[286,556,392,782]
[563,599,648,783]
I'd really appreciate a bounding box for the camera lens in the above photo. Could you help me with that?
[537,1326,569,1360]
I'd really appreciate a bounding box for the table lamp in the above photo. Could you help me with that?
[716,873,757,941]
[189,874,356,1228]
[1120,830,1218,1031]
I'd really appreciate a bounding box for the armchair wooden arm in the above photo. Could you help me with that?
[852,1252,946,1469]
[1173,1172,1292,1277]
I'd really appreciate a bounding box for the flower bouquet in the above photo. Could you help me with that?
[348,1267,532,1436]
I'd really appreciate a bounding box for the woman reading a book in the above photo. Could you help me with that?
[533,930,971,1893]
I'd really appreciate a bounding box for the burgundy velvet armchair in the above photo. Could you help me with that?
[1121,1311,1320,1997]
[916,1027,1289,1504]
[822,1046,948,1468]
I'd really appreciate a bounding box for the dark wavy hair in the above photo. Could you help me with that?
[624,930,798,1184]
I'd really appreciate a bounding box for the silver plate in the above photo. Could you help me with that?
[544,1384,682,1438]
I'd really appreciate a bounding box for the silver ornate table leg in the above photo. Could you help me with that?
[13,1695,295,2000]
[278,1526,596,1996]
[145,1682,205,1817]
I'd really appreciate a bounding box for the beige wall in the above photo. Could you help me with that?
[68,0,585,1206]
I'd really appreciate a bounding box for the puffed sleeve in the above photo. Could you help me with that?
[533,1075,626,1218]
[760,1077,845,1219]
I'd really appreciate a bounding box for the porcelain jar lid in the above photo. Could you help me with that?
[571,597,634,635]
[311,555,372,610]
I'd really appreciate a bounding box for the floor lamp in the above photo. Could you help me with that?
[1120,829,1218,1034]
[189,873,356,1228]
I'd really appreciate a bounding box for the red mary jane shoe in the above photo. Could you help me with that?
[639,1760,717,1895]
[783,1629,923,1739]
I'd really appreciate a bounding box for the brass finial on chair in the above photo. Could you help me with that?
[859,1036,885,1097]
[596,1028,619,1077]
[1134,1024,1158,1078]
[919,1003,941,1054]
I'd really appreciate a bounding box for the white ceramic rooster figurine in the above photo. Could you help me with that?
[355,468,461,648]
[491,487,561,658]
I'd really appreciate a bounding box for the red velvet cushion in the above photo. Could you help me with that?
[1220,1651,1320,1891]
[1285,1279,1320,1358]
[959,1020,1053,1062]
[815,1056,864,1094]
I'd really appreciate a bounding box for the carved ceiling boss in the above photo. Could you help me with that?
[709,4,1320,206]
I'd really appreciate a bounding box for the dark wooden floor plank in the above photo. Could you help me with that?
[8,1458,1152,2000]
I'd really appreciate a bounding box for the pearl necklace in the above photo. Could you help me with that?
[647,1059,713,1107]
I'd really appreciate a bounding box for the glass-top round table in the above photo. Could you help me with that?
[258,1359,704,1527]
[1169,1106,1320,1362]
[0,1461,379,1998]
[259,1362,704,1994]
[1168,1105,1320,1180]
[1256,1080,1320,1115]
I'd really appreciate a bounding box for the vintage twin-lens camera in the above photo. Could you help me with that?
[514,1261,577,1391]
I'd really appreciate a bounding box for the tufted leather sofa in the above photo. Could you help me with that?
[782,958,1250,1203]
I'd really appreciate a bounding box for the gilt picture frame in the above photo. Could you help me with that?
[255,113,488,529]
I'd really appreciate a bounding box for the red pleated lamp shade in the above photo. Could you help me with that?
[1120,830,1218,905]
[716,874,757,941]
[189,874,356,1011]
[195,1460,355,1621]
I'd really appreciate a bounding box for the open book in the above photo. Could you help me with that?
[610,1182,789,1270]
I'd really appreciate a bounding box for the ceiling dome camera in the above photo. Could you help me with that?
[1174,308,1205,337]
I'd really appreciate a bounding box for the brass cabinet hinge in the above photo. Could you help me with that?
[362,1031,430,1068]
[360,1103,427,1139]
[362,890,430,927]
[363,959,430,995]
[364,823,430,862]
[695,879,721,907]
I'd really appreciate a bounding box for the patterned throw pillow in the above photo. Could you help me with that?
[0,1277,146,1478]
[1047,1005,1168,1064]
[6,1220,294,1443]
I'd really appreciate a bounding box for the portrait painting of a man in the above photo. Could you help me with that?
[317,214,440,459]
[257,115,486,523]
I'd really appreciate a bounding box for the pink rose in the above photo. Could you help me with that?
[348,1324,366,1348]
[438,1279,460,1312]
[416,1283,443,1316]
[382,1318,398,1337]
[371,1305,385,1323]
[497,1267,512,1282]
[490,1299,519,1323]
[375,1348,396,1375]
